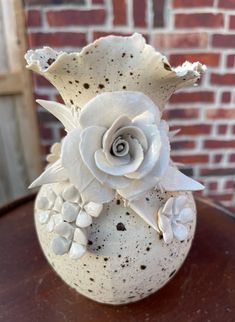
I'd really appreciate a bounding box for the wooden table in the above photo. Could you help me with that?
[0,195,234,322]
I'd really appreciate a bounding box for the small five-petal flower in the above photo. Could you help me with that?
[157,195,194,244]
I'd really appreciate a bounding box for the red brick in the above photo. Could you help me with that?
[226,54,235,67]
[39,126,53,140]
[175,13,224,28]
[170,124,211,135]
[224,180,235,189]
[208,181,218,190]
[33,92,50,101]
[93,32,149,42]
[25,0,85,4]
[92,0,104,3]
[133,0,146,27]
[46,9,106,26]
[206,108,235,119]
[38,110,58,123]
[204,140,235,149]
[218,0,235,9]
[170,91,214,103]
[212,34,235,48]
[200,167,235,176]
[112,0,127,25]
[217,124,228,134]
[229,16,235,29]
[153,0,165,27]
[164,108,199,120]
[171,140,195,150]
[154,32,208,49]
[229,153,235,162]
[173,0,214,7]
[60,127,67,138]
[28,32,87,47]
[172,154,209,163]
[170,53,220,67]
[93,31,131,41]
[55,94,65,104]
[33,75,52,88]
[25,9,41,27]
[211,73,235,85]
[221,92,231,103]
[213,154,223,163]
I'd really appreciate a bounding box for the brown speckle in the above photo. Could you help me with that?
[116,222,126,231]
[163,62,171,71]
[47,58,55,66]
[140,265,146,270]
[83,83,90,89]
[98,84,105,89]
[169,269,176,277]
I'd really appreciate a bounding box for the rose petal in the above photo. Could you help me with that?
[102,115,131,152]
[79,126,130,189]
[29,159,68,188]
[25,34,205,110]
[172,222,188,242]
[61,129,114,203]
[79,91,159,129]
[125,124,161,179]
[95,137,144,176]
[115,125,148,151]
[132,110,160,126]
[96,149,130,167]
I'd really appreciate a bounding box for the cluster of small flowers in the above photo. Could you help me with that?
[36,183,103,259]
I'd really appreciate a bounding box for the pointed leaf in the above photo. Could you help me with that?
[29,159,68,188]
[160,166,204,191]
[37,99,78,132]
[128,197,160,231]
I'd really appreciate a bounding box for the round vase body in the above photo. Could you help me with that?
[35,184,196,305]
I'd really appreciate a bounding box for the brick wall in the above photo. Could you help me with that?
[24,0,235,213]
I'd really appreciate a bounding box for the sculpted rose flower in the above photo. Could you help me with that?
[62,91,170,203]
[26,33,205,230]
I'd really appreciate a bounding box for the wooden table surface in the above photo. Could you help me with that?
[0,195,234,322]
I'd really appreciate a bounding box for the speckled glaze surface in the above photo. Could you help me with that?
[35,184,196,305]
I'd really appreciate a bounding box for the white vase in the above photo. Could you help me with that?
[35,183,196,305]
